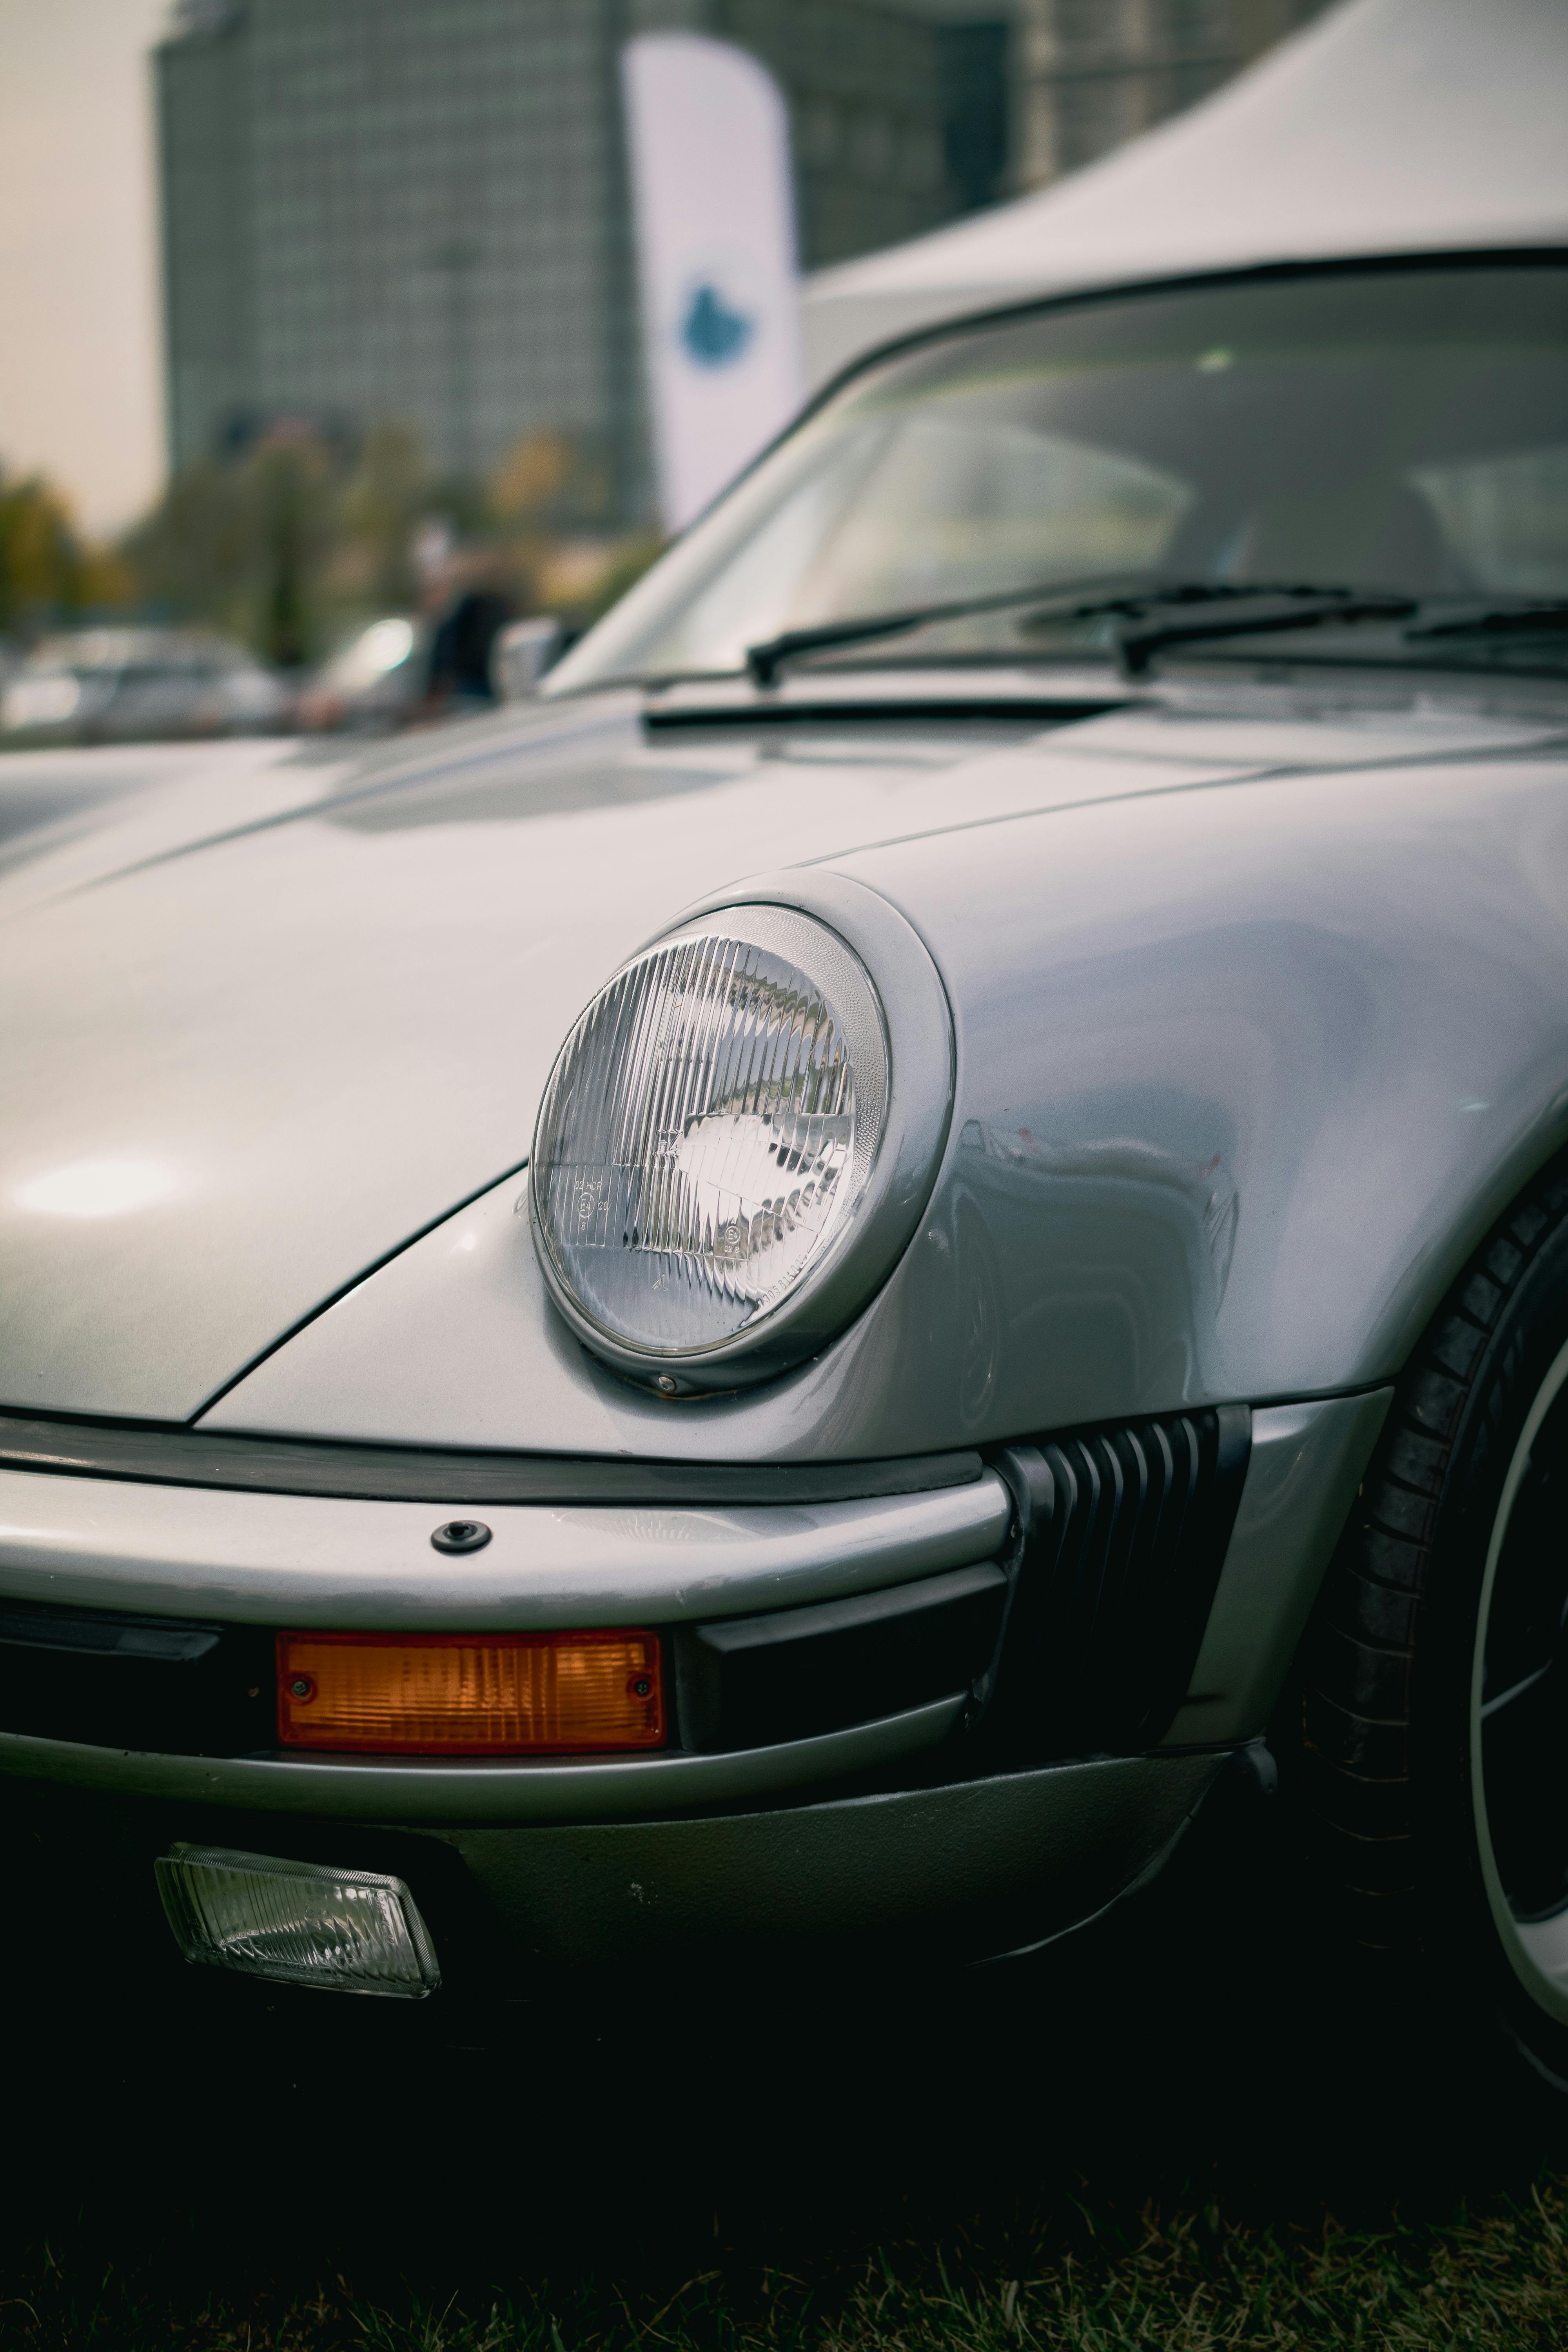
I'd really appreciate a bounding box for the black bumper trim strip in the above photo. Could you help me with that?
[0,1411,983,1509]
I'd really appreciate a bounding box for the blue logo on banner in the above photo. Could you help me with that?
[680,281,754,368]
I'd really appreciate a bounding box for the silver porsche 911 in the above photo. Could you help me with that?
[4,250,1568,2088]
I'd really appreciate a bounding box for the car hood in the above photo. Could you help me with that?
[1,679,1562,1423]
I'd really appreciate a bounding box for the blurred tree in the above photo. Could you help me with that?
[123,426,339,667]
[334,423,431,613]
[0,468,132,640]
[485,429,650,632]
[243,427,337,668]
[119,459,251,639]
[492,429,615,533]
[492,431,572,524]
[112,416,661,670]
[530,533,663,631]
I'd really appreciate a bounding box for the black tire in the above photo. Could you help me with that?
[1295,1157,1568,2094]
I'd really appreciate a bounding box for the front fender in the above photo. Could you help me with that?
[207,748,1568,1458]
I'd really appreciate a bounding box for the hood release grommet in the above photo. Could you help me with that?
[432,1519,492,1554]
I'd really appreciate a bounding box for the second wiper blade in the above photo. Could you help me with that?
[745,577,1414,687]
[744,572,1154,686]
[1114,587,1416,677]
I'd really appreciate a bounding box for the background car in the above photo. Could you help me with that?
[296,615,426,734]
[0,627,290,747]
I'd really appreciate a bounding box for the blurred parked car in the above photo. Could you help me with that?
[0,629,289,747]
[297,615,426,734]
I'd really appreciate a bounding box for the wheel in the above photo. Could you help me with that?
[1296,1159,1568,2094]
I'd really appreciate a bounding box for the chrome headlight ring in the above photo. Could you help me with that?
[529,873,955,1394]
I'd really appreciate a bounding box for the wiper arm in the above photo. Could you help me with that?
[744,577,1412,688]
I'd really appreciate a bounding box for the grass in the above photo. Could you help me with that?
[2,1855,1565,2351]
[7,2157,1568,2350]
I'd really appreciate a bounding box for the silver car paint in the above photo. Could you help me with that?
[0,690,1218,1421]
[437,1748,1227,1968]
[1165,1387,1390,1747]
[1,682,1561,1431]
[0,1460,1011,1630]
[0,662,1563,1957]
[187,698,1568,1461]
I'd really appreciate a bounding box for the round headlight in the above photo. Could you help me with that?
[531,906,890,1379]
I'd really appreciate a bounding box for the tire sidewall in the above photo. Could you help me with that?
[1413,1206,1568,2086]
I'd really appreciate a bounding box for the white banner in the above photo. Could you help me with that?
[621,33,806,535]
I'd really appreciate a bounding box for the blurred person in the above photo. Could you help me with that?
[425,584,513,712]
[418,553,515,719]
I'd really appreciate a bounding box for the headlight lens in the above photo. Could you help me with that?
[531,907,888,1361]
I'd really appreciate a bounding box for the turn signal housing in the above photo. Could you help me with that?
[276,1630,665,1754]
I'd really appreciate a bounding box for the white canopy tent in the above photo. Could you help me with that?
[803,0,1568,387]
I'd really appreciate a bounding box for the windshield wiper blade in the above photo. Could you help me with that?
[1114,587,1417,677]
[744,577,1412,688]
[1405,598,1568,641]
[743,572,1167,687]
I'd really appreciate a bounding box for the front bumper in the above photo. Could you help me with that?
[0,1392,1388,1984]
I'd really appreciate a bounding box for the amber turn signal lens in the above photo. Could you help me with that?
[276,1630,665,1754]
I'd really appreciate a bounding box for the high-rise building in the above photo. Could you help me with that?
[153,0,1332,522]
[154,0,1014,519]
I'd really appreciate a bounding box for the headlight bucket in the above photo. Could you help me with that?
[529,875,954,1392]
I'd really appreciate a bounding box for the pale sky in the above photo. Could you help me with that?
[0,0,167,535]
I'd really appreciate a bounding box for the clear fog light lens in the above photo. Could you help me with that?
[155,1845,441,1998]
[532,908,887,1357]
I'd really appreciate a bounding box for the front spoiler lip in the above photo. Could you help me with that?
[3,1742,1239,1982]
[0,1697,967,1823]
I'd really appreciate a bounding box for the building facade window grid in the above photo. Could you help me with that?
[156,0,1329,523]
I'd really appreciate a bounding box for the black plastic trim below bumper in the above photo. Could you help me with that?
[673,1560,1007,1751]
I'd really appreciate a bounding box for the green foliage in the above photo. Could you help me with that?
[247,432,338,669]
[0,468,131,639]
[121,429,340,668]
[334,424,432,615]
[116,420,655,666]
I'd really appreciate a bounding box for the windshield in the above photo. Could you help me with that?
[550,260,1568,690]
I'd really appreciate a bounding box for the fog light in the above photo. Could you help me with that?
[155,1844,441,1998]
[276,1629,665,1753]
